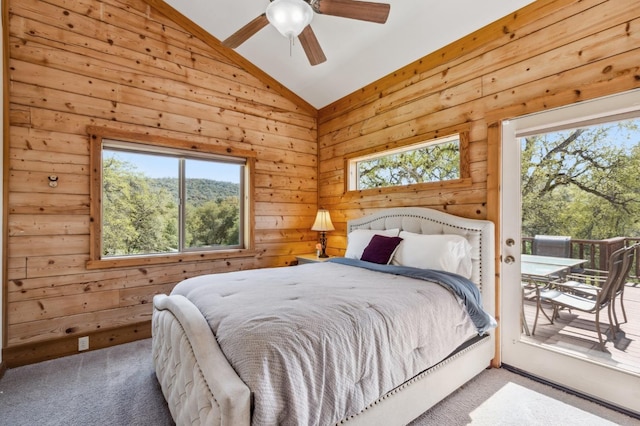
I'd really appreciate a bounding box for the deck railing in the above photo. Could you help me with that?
[522,236,640,283]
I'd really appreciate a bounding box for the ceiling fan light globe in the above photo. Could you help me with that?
[266,0,314,39]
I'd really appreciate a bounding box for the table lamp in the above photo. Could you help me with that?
[311,209,334,258]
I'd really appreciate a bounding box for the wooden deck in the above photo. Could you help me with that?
[521,282,640,374]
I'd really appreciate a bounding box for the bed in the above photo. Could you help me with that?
[152,207,496,425]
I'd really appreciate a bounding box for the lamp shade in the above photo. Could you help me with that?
[266,0,314,39]
[311,209,335,231]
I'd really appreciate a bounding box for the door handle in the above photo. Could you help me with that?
[504,255,515,264]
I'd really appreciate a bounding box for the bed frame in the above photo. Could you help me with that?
[152,207,495,425]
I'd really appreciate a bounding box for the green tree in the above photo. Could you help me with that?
[358,142,459,189]
[521,120,640,240]
[102,154,242,255]
[186,197,240,247]
[102,157,178,256]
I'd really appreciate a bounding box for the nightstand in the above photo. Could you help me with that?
[295,253,334,264]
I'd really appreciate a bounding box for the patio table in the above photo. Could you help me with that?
[522,254,587,273]
[520,254,588,335]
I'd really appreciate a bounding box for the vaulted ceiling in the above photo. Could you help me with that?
[164,0,537,108]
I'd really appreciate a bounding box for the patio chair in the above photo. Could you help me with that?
[610,243,638,331]
[532,235,580,276]
[532,235,572,258]
[532,245,633,348]
[555,243,637,333]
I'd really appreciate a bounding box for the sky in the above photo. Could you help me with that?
[104,150,241,183]
[521,118,640,158]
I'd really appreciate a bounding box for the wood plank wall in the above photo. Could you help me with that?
[4,0,640,366]
[4,0,318,365]
[317,0,640,258]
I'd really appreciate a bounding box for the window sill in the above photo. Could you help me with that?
[86,249,260,270]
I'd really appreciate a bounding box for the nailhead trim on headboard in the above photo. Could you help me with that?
[347,209,492,293]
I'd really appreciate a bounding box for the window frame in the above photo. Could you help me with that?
[87,127,257,269]
[344,131,472,194]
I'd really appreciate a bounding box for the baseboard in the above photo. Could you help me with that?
[3,321,151,368]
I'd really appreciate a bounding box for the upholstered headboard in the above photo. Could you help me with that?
[347,207,495,316]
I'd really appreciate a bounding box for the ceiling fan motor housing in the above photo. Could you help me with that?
[266,0,314,39]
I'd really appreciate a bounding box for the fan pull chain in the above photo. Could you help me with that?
[289,35,294,57]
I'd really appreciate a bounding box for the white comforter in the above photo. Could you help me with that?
[171,261,478,425]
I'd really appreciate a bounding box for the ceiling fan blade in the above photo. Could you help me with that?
[298,25,327,66]
[312,0,390,24]
[222,14,269,48]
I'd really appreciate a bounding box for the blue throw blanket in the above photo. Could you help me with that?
[329,258,496,335]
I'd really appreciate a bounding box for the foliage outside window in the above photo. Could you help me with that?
[347,134,462,191]
[521,117,640,240]
[88,128,255,268]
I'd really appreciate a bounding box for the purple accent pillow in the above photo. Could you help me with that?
[360,235,403,264]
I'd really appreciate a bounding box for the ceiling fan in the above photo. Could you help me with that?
[221,0,391,66]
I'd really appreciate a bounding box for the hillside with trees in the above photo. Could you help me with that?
[150,178,239,204]
[102,157,240,256]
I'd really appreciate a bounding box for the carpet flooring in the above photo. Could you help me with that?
[0,339,638,425]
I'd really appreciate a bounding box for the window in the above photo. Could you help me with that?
[347,134,464,191]
[88,128,255,268]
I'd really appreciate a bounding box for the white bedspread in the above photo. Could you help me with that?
[171,261,479,425]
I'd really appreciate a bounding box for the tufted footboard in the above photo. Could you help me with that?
[152,294,251,426]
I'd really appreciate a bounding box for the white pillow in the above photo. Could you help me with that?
[344,228,400,259]
[391,231,473,278]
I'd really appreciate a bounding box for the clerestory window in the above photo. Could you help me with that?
[347,134,465,191]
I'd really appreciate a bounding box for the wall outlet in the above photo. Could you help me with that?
[78,336,89,351]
